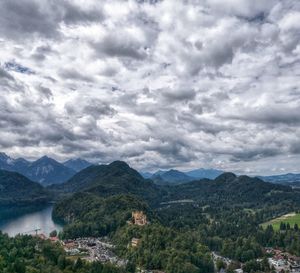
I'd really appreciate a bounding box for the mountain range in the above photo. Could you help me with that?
[1,159,300,212]
[259,173,300,186]
[49,161,300,208]
[141,168,223,184]
[0,152,92,186]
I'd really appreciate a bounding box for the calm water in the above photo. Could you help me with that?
[0,205,63,237]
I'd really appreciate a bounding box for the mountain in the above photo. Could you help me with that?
[141,168,223,184]
[0,169,49,206]
[140,171,153,179]
[52,193,151,238]
[164,173,300,206]
[50,161,162,204]
[0,153,77,186]
[25,156,76,186]
[259,173,300,185]
[0,152,22,171]
[151,169,194,185]
[185,168,223,179]
[63,158,93,172]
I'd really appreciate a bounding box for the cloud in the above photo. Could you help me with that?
[91,29,149,60]
[0,0,299,175]
[0,67,14,80]
[0,0,103,40]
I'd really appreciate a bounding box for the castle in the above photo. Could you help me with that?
[132,211,148,226]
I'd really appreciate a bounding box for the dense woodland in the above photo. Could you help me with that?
[51,164,300,273]
[2,161,300,272]
[0,232,129,273]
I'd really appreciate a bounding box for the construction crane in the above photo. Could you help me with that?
[23,228,41,235]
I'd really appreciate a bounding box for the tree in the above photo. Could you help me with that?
[50,230,57,237]
[216,259,226,271]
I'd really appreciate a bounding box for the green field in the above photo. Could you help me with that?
[261,212,300,230]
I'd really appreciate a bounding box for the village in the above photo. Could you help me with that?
[36,211,155,269]
[213,248,300,273]
[266,248,300,273]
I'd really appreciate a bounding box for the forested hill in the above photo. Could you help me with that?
[0,170,49,206]
[49,162,300,208]
[49,161,163,204]
[164,172,300,207]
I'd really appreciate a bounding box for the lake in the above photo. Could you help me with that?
[0,205,63,237]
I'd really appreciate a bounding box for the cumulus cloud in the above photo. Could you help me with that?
[0,0,299,175]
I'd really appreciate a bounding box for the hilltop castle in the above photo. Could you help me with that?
[132,211,148,226]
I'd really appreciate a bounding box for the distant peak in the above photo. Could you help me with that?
[165,169,186,175]
[35,155,57,164]
[109,160,130,168]
[0,152,10,160]
[14,157,28,162]
[66,158,85,162]
[215,172,237,182]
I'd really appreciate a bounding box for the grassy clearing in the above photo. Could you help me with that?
[261,212,300,230]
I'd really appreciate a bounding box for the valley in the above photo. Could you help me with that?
[1,160,300,273]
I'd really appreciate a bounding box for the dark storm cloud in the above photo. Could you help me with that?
[0,0,103,40]
[65,98,116,119]
[37,86,53,99]
[230,147,281,162]
[31,45,56,61]
[0,67,14,80]
[224,107,300,125]
[61,1,104,25]
[91,35,148,60]
[0,0,60,40]
[59,68,95,82]
[160,87,196,102]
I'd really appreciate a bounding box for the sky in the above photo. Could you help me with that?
[0,0,299,175]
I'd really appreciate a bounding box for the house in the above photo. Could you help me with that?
[131,238,140,247]
[49,236,59,243]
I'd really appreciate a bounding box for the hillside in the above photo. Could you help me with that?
[50,161,163,204]
[0,170,49,206]
[151,169,194,185]
[53,192,151,238]
[164,173,300,207]
[51,163,300,208]
[185,168,223,179]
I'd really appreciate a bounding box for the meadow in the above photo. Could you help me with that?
[261,212,300,230]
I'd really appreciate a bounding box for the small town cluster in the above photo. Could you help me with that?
[37,211,163,273]
[266,248,300,273]
[213,248,300,273]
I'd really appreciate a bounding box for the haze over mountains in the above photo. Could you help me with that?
[0,152,92,186]
[1,151,300,187]
[2,159,297,210]
[142,168,224,185]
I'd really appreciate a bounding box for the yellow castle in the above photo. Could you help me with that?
[132,211,148,226]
